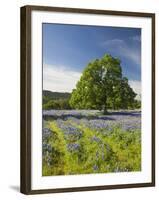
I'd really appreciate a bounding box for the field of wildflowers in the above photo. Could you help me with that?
[42,110,141,176]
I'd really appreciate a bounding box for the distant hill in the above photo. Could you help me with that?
[43,90,71,110]
[43,90,71,100]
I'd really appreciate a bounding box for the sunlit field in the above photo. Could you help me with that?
[42,25,142,177]
[42,110,141,176]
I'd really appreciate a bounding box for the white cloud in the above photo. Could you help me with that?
[43,64,81,92]
[119,45,141,65]
[129,80,141,100]
[101,38,141,65]
[103,39,124,46]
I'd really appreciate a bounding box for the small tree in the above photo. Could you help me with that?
[69,54,136,113]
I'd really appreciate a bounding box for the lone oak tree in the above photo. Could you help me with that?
[69,54,136,114]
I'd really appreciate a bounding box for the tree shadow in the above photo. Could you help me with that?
[110,111,141,117]
[43,110,141,121]
[44,114,115,121]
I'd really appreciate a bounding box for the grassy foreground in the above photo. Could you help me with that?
[42,119,141,176]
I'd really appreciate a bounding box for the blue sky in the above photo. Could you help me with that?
[43,23,141,97]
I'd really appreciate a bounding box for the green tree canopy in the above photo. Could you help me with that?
[69,54,136,113]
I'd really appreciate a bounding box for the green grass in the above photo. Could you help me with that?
[42,121,141,176]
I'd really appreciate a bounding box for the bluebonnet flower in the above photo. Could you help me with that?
[42,128,52,140]
[91,136,101,143]
[67,143,80,152]
[93,165,98,171]
[96,151,99,158]
[46,157,52,166]
[43,110,141,133]
[56,120,82,139]
[42,143,52,155]
[88,120,108,130]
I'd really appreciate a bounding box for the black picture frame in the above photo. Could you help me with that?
[20,5,155,194]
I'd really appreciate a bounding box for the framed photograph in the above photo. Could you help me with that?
[20,5,155,194]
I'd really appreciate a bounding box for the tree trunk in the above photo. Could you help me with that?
[102,94,108,114]
[103,105,108,115]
